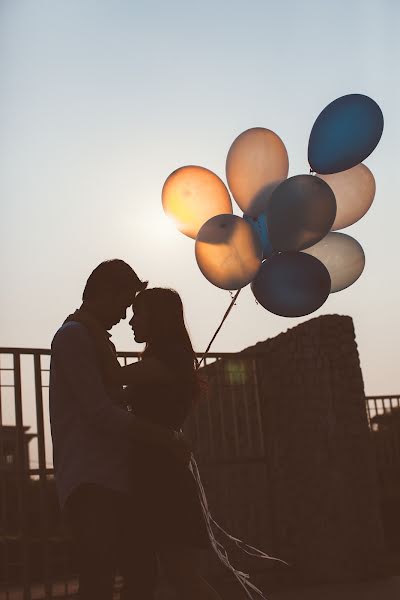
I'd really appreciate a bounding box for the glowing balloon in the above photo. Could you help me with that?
[266,175,336,252]
[243,213,273,259]
[302,232,365,293]
[195,214,262,290]
[226,128,289,217]
[308,94,384,174]
[162,166,232,239]
[316,164,375,231]
[251,253,331,317]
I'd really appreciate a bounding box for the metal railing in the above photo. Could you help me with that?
[0,347,267,599]
[366,395,400,496]
[365,395,400,425]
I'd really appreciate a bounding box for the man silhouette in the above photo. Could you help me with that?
[49,259,190,600]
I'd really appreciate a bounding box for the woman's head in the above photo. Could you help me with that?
[130,287,194,355]
[130,287,200,400]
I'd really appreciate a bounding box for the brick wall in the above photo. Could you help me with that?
[186,314,385,584]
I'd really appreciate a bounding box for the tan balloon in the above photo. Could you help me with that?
[226,127,289,217]
[317,163,375,230]
[302,232,365,293]
[162,165,232,239]
[195,214,262,290]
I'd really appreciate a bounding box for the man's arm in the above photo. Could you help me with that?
[51,323,182,448]
[105,356,174,386]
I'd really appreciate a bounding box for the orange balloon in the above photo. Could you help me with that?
[317,164,375,230]
[162,166,232,239]
[195,214,262,290]
[226,127,289,217]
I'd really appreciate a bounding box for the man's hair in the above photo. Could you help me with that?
[82,259,147,301]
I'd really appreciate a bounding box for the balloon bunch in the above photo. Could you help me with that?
[162,94,383,317]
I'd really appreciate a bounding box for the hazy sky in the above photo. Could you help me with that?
[1,0,399,396]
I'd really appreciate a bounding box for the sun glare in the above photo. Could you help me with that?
[156,210,180,238]
[138,208,181,244]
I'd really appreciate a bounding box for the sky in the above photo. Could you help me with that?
[1,0,399,397]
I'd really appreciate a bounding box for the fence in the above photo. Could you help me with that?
[365,395,400,553]
[0,347,270,599]
[366,395,400,492]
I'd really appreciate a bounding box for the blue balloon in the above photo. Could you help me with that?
[308,94,384,174]
[243,213,274,259]
[266,175,336,252]
[251,253,331,317]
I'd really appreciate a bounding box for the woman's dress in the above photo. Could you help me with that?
[124,356,210,549]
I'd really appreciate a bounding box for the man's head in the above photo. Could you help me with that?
[82,259,147,330]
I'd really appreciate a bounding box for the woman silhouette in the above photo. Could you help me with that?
[107,287,222,600]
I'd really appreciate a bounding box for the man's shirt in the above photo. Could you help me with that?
[49,321,133,507]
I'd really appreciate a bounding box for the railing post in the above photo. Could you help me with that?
[13,352,31,600]
[34,353,52,600]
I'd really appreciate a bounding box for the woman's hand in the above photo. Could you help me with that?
[168,432,192,467]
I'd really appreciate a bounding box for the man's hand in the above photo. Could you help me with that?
[169,432,192,467]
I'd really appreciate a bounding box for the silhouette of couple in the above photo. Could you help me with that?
[49,259,222,600]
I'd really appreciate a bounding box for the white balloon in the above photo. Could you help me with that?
[226,128,289,217]
[317,164,375,231]
[195,214,262,290]
[302,232,365,293]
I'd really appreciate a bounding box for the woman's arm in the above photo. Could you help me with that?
[106,356,175,386]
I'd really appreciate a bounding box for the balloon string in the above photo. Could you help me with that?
[189,455,287,599]
[197,288,241,368]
